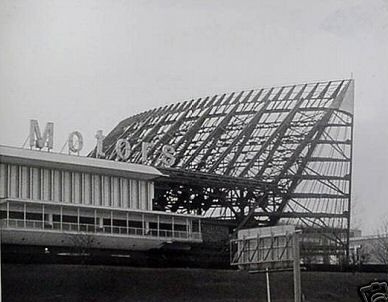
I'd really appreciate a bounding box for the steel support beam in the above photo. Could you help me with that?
[238,84,310,178]
[181,92,240,169]
[172,95,220,166]
[208,89,271,174]
[193,91,254,170]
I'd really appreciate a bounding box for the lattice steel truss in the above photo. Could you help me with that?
[94,79,354,262]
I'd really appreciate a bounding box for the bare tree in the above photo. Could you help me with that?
[67,231,95,256]
[370,221,388,264]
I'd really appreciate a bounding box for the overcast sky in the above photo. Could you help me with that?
[1,0,387,234]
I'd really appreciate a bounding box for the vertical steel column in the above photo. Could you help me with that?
[94,209,97,233]
[77,208,80,232]
[42,204,45,229]
[110,211,113,234]
[157,215,160,238]
[186,218,189,238]
[126,212,129,235]
[60,206,63,231]
[257,234,260,263]
[142,214,145,236]
[346,113,354,264]
[172,216,175,238]
[23,203,26,228]
[6,202,9,227]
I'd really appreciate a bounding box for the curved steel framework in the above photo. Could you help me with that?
[95,79,354,261]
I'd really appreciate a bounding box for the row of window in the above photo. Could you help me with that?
[0,163,153,210]
[1,210,198,232]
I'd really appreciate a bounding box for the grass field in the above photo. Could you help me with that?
[2,264,388,301]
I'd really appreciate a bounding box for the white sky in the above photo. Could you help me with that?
[0,0,387,234]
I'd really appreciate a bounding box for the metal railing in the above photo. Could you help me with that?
[1,218,201,241]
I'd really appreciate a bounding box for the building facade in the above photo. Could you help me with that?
[0,145,202,252]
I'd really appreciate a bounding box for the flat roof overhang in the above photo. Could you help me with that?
[0,145,165,180]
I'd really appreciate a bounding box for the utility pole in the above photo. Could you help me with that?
[265,267,271,302]
[293,232,301,302]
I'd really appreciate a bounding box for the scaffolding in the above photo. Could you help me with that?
[96,79,354,262]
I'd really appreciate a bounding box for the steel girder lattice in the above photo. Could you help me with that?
[94,79,354,262]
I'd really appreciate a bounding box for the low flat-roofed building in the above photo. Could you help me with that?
[349,233,388,265]
[0,145,202,251]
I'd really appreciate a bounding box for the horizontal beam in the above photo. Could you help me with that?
[309,157,350,162]
[290,193,350,199]
[315,140,351,145]
[281,174,350,181]
[253,212,348,218]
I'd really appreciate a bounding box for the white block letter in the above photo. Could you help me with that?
[29,120,54,150]
[161,144,176,167]
[141,142,153,164]
[68,131,84,153]
[95,130,105,158]
[115,139,131,160]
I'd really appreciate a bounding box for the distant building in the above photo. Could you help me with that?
[349,230,388,265]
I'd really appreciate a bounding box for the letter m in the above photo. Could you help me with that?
[29,120,54,149]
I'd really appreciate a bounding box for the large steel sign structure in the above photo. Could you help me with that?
[93,79,354,262]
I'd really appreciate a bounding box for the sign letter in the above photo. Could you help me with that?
[161,144,176,167]
[29,120,54,150]
[115,139,131,160]
[95,130,105,158]
[68,131,84,154]
[141,142,153,164]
